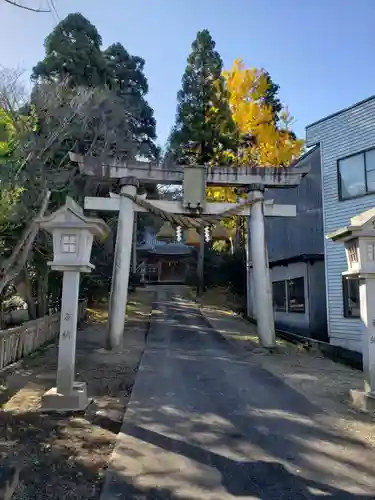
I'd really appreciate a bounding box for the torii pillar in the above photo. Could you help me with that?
[247,184,275,347]
[107,176,139,349]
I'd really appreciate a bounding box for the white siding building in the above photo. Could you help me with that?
[306,96,375,352]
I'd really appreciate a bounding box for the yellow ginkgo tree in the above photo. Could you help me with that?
[206,59,304,249]
[221,58,304,167]
[207,59,304,204]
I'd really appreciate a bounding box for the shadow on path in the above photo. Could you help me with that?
[109,422,375,499]
[101,289,375,499]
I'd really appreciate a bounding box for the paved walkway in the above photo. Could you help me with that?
[101,289,375,499]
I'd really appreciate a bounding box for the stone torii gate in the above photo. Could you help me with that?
[70,152,308,349]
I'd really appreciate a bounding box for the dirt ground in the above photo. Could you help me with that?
[0,288,154,500]
[201,287,375,447]
[199,286,244,313]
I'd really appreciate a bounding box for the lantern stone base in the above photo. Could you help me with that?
[349,389,375,413]
[41,382,90,412]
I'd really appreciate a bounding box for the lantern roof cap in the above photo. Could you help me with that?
[37,196,110,240]
[328,206,375,242]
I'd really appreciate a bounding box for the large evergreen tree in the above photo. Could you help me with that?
[31,13,111,167]
[31,14,159,161]
[104,43,158,160]
[264,73,282,124]
[32,15,158,161]
[32,13,108,87]
[168,29,235,165]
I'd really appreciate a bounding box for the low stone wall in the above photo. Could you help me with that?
[0,300,87,371]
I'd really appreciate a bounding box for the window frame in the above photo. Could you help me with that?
[272,280,287,312]
[347,241,358,265]
[342,275,361,319]
[286,276,306,314]
[364,148,375,193]
[61,234,77,254]
[338,146,375,201]
[271,277,306,314]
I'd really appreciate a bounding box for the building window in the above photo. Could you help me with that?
[287,277,305,313]
[347,242,358,265]
[343,276,360,318]
[365,149,375,192]
[272,281,286,311]
[272,277,306,314]
[338,147,375,200]
[62,234,77,253]
[368,243,375,262]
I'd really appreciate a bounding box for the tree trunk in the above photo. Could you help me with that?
[37,265,49,317]
[15,268,37,320]
[132,213,138,273]
[0,190,51,296]
[242,216,246,247]
[0,296,5,330]
[229,237,234,255]
[235,216,242,250]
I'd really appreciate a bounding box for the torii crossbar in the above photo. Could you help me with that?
[70,152,309,349]
[70,152,308,187]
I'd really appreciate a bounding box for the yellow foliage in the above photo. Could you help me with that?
[0,184,23,227]
[206,60,304,203]
[206,186,236,203]
[222,59,304,167]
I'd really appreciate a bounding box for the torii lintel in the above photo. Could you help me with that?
[69,152,309,188]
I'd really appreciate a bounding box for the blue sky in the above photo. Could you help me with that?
[1,0,374,148]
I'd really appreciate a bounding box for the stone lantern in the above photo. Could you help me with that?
[329,206,375,412]
[38,197,109,411]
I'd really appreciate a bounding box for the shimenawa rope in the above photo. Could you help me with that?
[120,193,262,228]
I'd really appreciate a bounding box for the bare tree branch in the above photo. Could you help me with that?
[0,67,28,135]
[0,189,51,295]
[3,0,50,12]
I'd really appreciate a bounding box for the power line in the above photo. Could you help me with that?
[3,0,50,12]
[46,0,59,21]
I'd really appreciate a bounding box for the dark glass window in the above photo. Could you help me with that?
[365,149,375,192]
[342,276,360,318]
[272,280,286,311]
[287,277,305,313]
[338,147,375,200]
[338,153,366,200]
